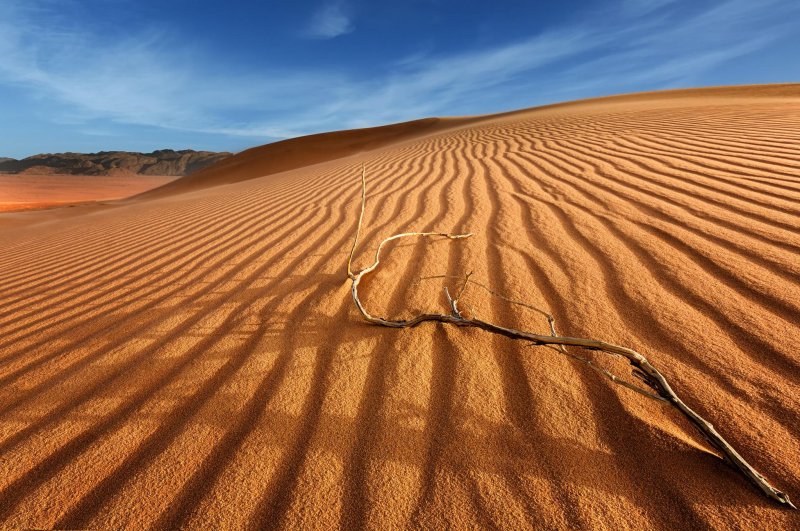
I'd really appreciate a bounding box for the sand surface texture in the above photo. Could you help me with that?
[0,85,798,529]
[0,173,177,212]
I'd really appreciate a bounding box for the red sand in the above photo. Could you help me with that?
[0,173,177,212]
[0,85,798,529]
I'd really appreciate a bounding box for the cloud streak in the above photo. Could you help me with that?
[304,2,354,39]
[0,0,797,151]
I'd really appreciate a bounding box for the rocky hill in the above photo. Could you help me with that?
[0,149,232,176]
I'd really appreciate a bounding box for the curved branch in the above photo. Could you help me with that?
[346,164,367,280]
[346,171,795,509]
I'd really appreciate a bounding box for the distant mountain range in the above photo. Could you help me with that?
[0,149,232,176]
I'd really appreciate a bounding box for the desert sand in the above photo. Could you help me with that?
[0,173,177,212]
[0,84,798,529]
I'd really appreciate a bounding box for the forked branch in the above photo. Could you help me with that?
[346,170,795,509]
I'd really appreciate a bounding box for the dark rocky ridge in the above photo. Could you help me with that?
[0,149,232,176]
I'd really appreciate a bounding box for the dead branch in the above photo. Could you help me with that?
[421,274,667,402]
[346,171,795,509]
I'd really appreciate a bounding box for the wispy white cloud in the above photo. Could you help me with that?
[0,0,797,149]
[618,0,679,16]
[553,0,796,94]
[0,1,345,140]
[304,2,354,39]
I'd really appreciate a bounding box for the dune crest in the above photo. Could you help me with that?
[141,116,478,198]
[0,84,798,529]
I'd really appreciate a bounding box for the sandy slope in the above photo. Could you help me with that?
[0,84,798,529]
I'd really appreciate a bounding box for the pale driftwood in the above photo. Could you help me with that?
[346,169,795,509]
[421,274,668,402]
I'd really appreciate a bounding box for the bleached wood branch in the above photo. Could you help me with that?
[346,171,795,509]
[421,274,667,402]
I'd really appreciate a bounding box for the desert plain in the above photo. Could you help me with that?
[0,84,798,529]
[0,173,176,213]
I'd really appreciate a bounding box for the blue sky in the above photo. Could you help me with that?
[0,0,798,158]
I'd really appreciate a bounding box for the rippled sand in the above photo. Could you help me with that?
[0,84,798,529]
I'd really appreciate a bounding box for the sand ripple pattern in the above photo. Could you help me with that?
[0,85,798,529]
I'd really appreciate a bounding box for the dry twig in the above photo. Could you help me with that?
[346,169,795,508]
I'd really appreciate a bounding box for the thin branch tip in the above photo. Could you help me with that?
[346,164,368,280]
[345,165,795,509]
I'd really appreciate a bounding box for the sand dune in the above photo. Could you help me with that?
[0,84,798,529]
[142,117,478,199]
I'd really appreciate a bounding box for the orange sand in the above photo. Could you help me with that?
[0,173,177,212]
[0,84,798,529]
